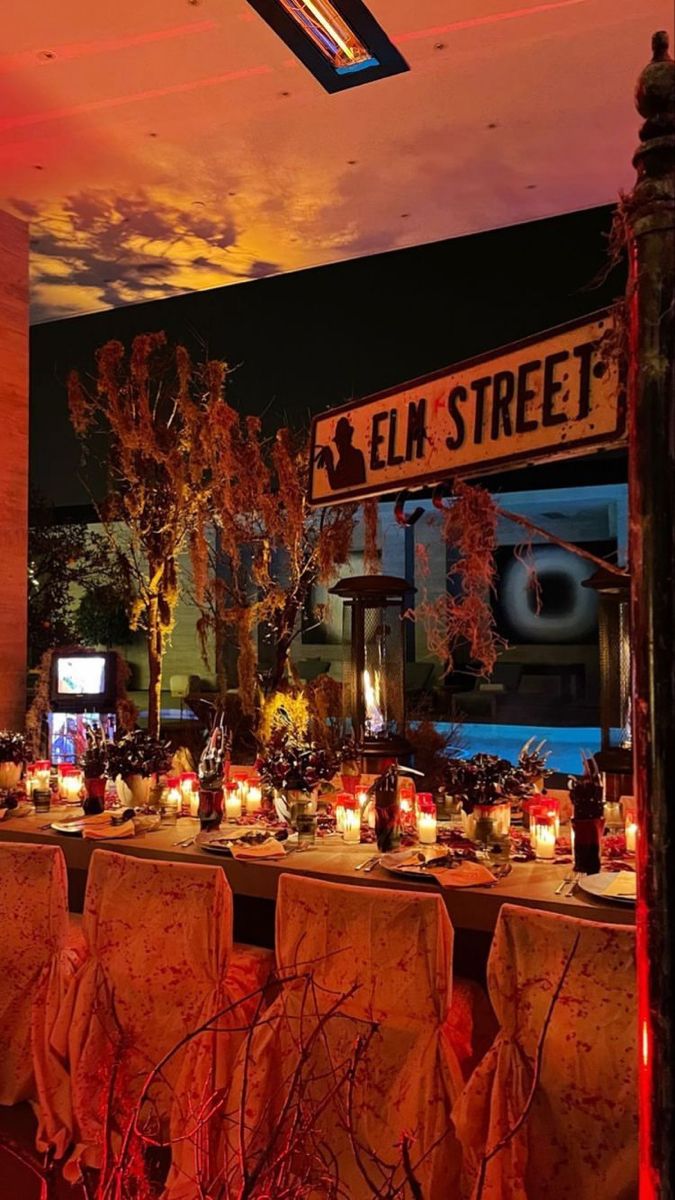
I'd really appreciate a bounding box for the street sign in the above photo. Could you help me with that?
[308,310,624,506]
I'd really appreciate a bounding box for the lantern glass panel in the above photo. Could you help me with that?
[599,594,632,752]
[362,602,404,742]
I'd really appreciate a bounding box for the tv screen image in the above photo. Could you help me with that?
[57,655,107,696]
[49,712,116,764]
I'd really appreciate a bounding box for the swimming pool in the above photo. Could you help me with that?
[435,723,601,777]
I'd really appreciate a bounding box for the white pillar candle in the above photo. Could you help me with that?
[625,821,638,853]
[417,808,437,845]
[343,806,361,844]
[247,784,262,814]
[189,790,200,818]
[225,787,242,820]
[356,789,369,811]
[533,824,556,860]
[335,792,351,833]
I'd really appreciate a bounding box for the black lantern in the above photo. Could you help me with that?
[329,575,413,769]
[583,567,632,799]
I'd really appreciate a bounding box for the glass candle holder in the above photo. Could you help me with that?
[247,776,262,814]
[334,792,351,833]
[224,784,242,821]
[163,777,181,824]
[624,809,638,854]
[532,814,556,860]
[180,772,198,817]
[342,798,361,844]
[603,800,623,833]
[231,770,249,811]
[62,767,84,804]
[417,795,437,845]
[529,798,560,844]
[34,758,51,796]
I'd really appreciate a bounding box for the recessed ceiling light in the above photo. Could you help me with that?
[246,0,408,92]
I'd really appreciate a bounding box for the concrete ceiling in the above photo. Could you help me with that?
[1,0,667,322]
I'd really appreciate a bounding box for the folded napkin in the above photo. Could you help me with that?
[427,861,496,888]
[229,839,287,860]
[82,818,135,840]
[603,869,637,899]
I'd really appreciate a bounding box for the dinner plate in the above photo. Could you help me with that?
[379,846,448,878]
[51,820,88,836]
[197,827,275,854]
[577,871,636,906]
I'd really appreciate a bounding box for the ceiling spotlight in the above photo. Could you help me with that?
[247,0,408,92]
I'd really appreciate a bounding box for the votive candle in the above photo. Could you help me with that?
[417,795,437,845]
[180,772,198,817]
[247,776,262,814]
[62,769,83,803]
[335,792,351,833]
[225,784,242,821]
[533,816,556,860]
[165,777,181,821]
[232,770,249,811]
[625,811,638,854]
[342,798,361,844]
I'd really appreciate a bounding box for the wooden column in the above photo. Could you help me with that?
[626,32,675,1199]
[0,211,29,729]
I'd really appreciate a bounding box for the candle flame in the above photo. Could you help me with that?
[363,669,385,736]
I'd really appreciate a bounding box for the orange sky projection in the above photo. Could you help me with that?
[1,0,668,323]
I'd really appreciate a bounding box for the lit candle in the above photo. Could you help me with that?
[24,764,36,797]
[604,801,623,832]
[225,784,242,821]
[417,796,437,845]
[335,791,351,833]
[232,770,249,812]
[356,789,369,811]
[62,768,83,804]
[342,798,361,844]
[180,772,198,817]
[164,777,181,822]
[533,816,556,860]
[625,812,638,854]
[247,776,262,814]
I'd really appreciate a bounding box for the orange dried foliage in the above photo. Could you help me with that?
[363,498,380,575]
[412,482,504,677]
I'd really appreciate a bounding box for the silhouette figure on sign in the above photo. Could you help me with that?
[316,416,366,491]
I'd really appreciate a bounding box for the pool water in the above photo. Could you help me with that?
[435,723,601,777]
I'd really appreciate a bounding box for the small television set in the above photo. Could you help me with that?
[50,650,117,712]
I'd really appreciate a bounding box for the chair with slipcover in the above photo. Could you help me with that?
[452,903,637,1199]
[0,840,84,1135]
[215,873,487,1200]
[38,848,274,1192]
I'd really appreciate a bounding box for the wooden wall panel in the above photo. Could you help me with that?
[0,211,29,730]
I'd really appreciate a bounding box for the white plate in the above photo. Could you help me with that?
[51,820,87,836]
[379,846,448,878]
[577,872,636,906]
[197,827,280,855]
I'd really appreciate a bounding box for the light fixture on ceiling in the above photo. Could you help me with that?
[246,0,408,92]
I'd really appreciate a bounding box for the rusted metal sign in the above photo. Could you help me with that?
[308,310,623,506]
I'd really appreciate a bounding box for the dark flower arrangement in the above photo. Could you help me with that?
[80,724,112,779]
[107,729,172,780]
[0,730,27,765]
[568,753,604,819]
[257,729,338,795]
[444,752,534,812]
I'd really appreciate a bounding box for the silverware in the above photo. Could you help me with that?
[354,855,379,872]
[563,871,582,897]
[363,857,382,873]
[173,836,195,848]
[555,872,574,895]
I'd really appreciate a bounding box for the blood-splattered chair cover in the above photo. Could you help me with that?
[216,874,481,1199]
[452,903,637,1200]
[0,842,83,1117]
[40,849,273,1187]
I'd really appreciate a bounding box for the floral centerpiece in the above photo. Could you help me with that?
[444,753,533,844]
[108,729,172,808]
[0,731,27,794]
[79,724,112,812]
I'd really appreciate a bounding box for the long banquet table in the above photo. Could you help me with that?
[0,811,634,935]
